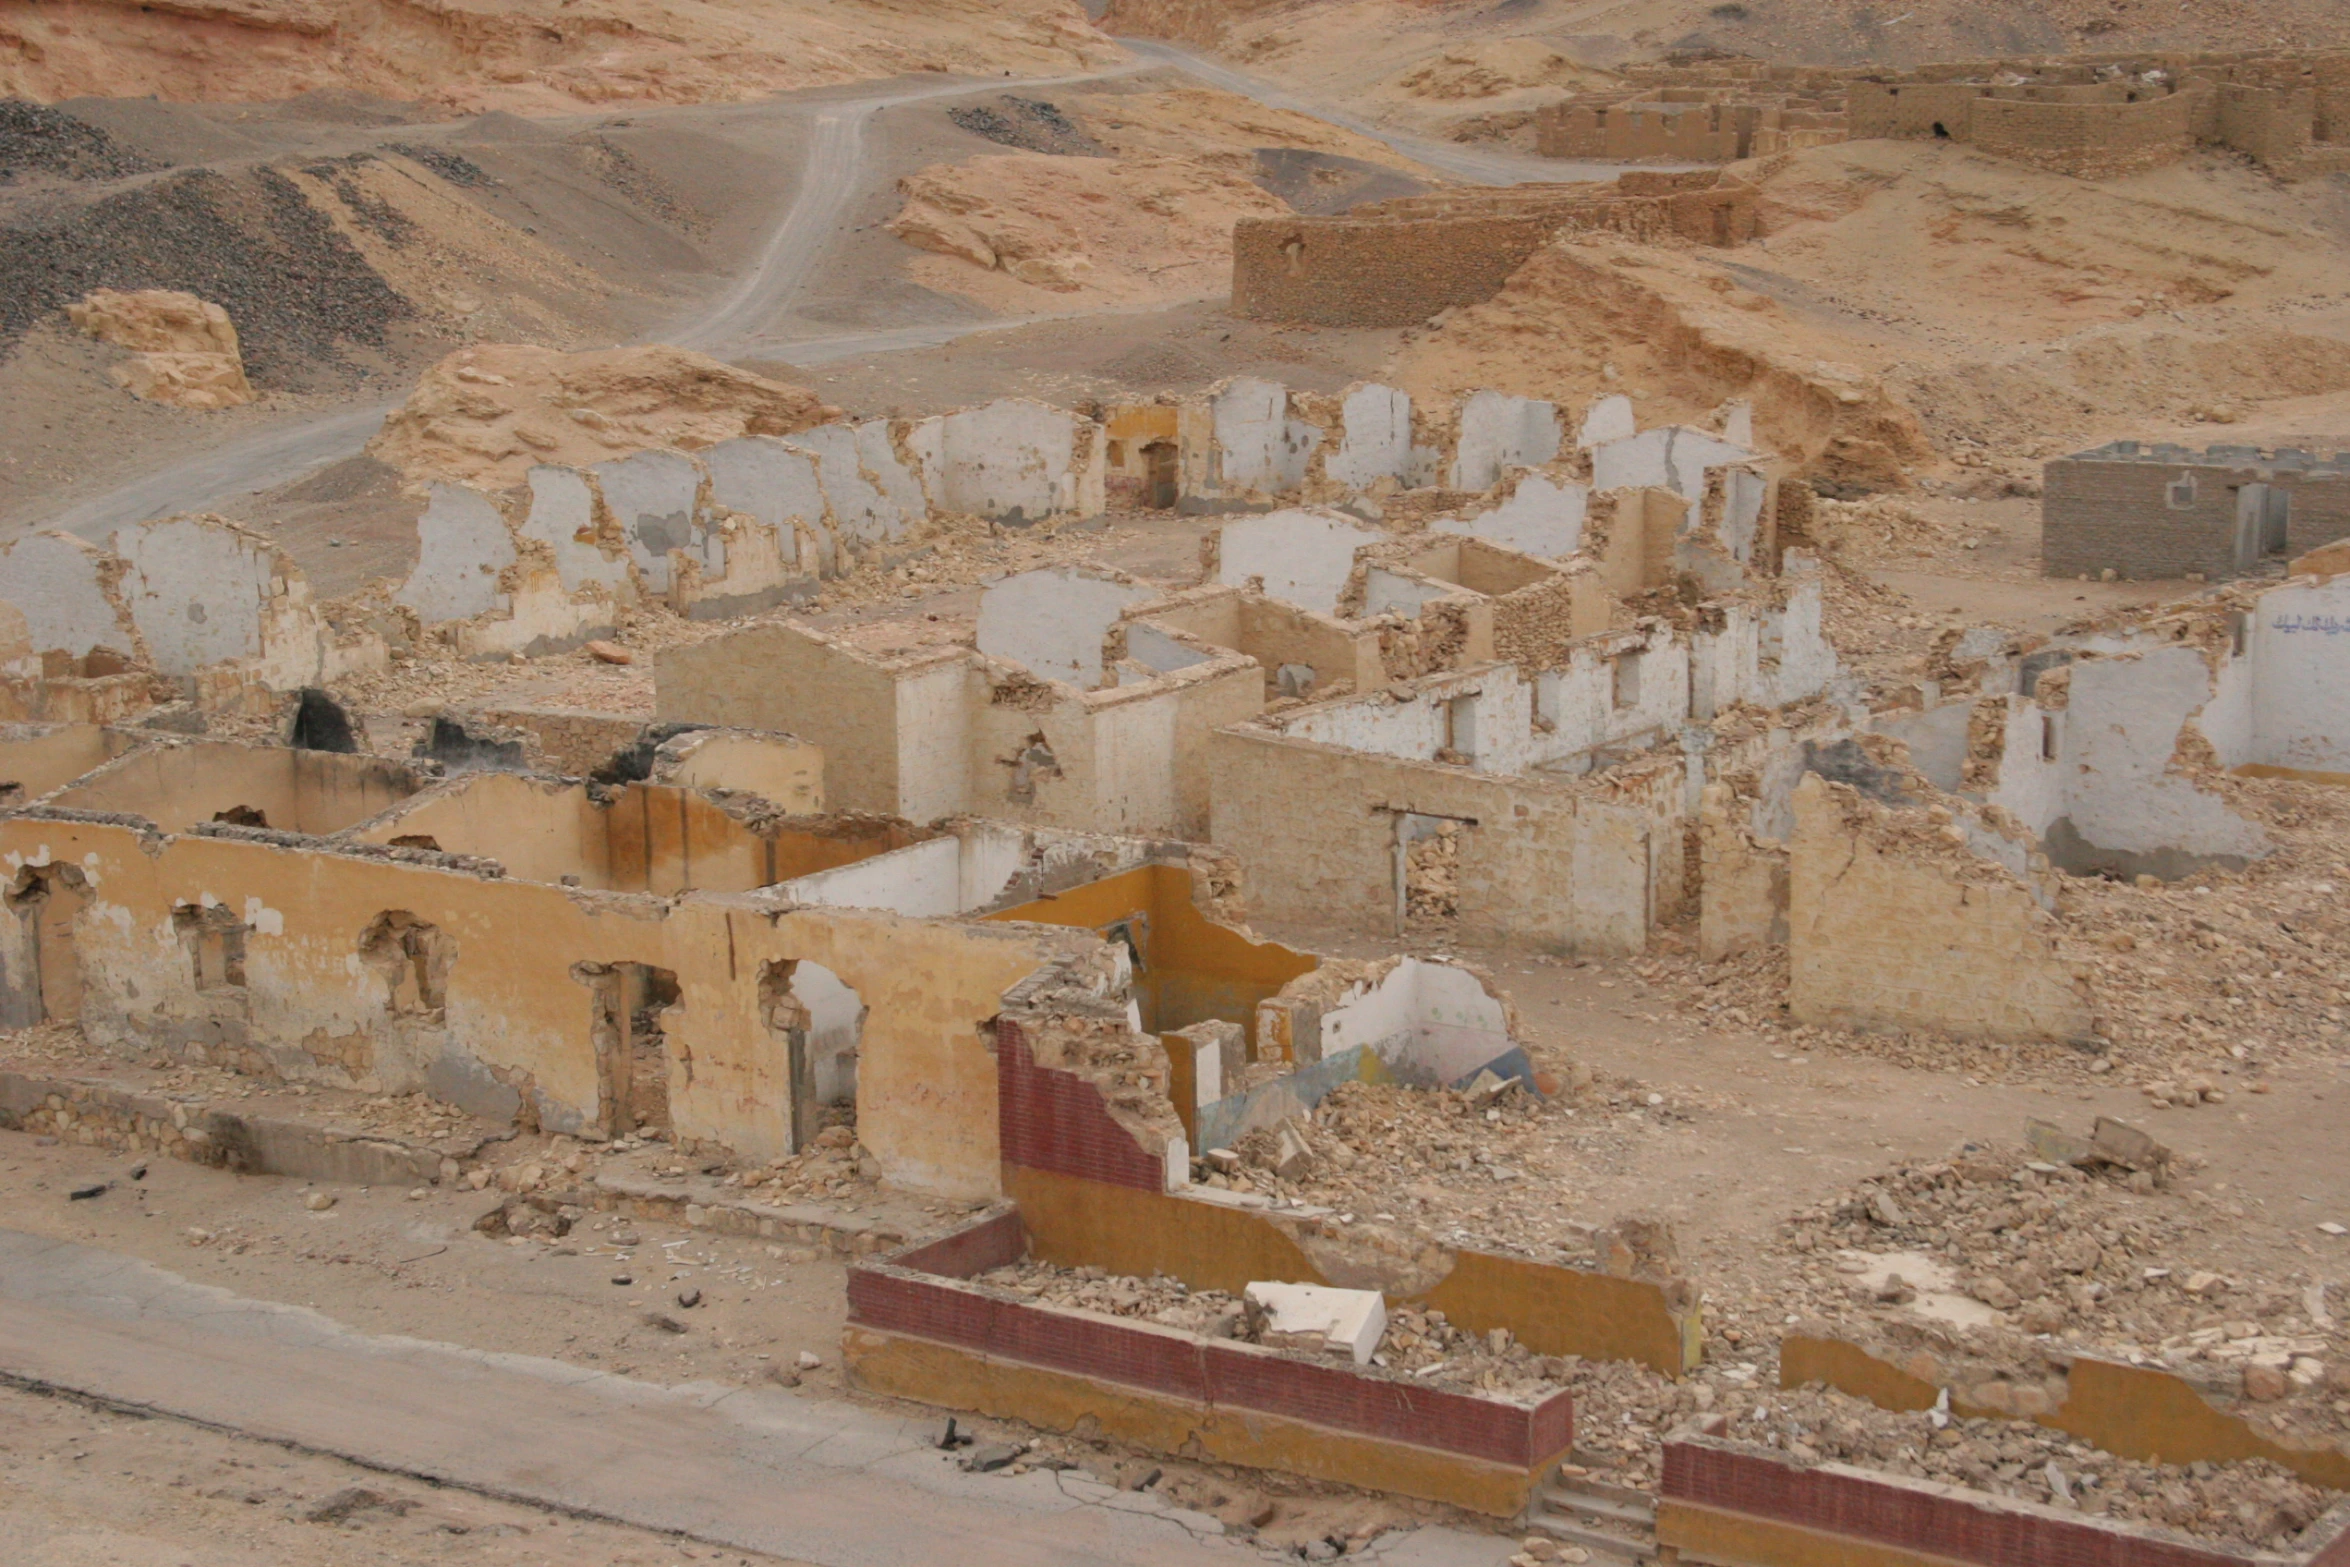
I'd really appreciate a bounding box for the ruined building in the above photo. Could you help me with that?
[2043,441,2350,582]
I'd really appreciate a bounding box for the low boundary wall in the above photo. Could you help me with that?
[843,1209,1576,1516]
[1659,1434,2350,1567]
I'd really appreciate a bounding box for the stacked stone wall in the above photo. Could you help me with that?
[1232,180,1755,328]
[1971,93,2193,176]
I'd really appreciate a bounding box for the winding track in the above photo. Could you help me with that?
[28,44,1595,540]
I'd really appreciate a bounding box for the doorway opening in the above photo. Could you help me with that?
[1142,441,1179,510]
[1392,810,1475,933]
[760,960,865,1153]
[575,962,681,1139]
[6,863,91,1025]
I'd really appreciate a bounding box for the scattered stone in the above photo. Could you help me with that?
[964,1443,1020,1473]
[2245,1363,2291,1402]
[677,1287,702,1308]
[305,1191,337,1211]
[642,1312,687,1334]
[298,1485,411,1524]
[585,640,635,665]
[797,1350,823,1370]
[67,1183,109,1201]
[610,1274,633,1286]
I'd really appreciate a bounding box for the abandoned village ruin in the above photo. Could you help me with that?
[2,12,2350,1567]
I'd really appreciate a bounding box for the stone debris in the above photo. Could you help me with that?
[1244,1281,1388,1365]
[1731,1384,2335,1550]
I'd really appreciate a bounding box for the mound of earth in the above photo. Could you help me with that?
[1392,139,2350,485]
[887,151,1289,308]
[366,344,839,492]
[0,0,1118,114]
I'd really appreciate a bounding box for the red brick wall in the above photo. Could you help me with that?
[1663,1437,2265,1567]
[894,1209,1027,1278]
[850,1248,1573,1469]
[996,1017,1167,1192]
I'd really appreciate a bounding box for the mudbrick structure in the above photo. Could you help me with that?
[1533,47,2350,180]
[1230,172,1756,328]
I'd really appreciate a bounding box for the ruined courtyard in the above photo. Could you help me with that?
[4,7,2350,1567]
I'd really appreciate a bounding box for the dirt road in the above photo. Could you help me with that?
[0,1223,1509,1567]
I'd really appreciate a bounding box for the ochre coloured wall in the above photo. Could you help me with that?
[985,862,1318,1042]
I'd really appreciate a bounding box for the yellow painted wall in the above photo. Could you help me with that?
[986,862,1317,1042]
[0,815,1080,1192]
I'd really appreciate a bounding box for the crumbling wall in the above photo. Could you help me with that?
[1787,773,2093,1043]
[906,398,1104,524]
[1431,470,1589,560]
[2247,570,2350,778]
[974,566,1151,688]
[1451,392,1561,492]
[1209,723,1655,953]
[50,739,421,836]
[1208,378,1323,499]
[0,809,1090,1193]
[1212,509,1381,615]
[657,622,937,818]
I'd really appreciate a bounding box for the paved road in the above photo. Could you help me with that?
[0,1228,1506,1567]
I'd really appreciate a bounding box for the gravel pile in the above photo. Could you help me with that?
[0,100,157,183]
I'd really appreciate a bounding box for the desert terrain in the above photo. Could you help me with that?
[3,2,2350,1566]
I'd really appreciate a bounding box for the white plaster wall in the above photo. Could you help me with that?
[1986,695,2066,839]
[1451,391,1560,492]
[0,532,129,656]
[1758,574,1838,707]
[1533,634,1690,762]
[2063,646,2267,861]
[1282,685,1447,760]
[1284,667,1532,776]
[1592,425,1754,506]
[521,466,633,598]
[1717,400,1756,449]
[2193,643,2256,766]
[398,484,517,625]
[1327,383,1413,491]
[786,422,913,552]
[858,421,928,526]
[1722,466,1770,562]
[780,837,963,917]
[702,437,827,573]
[907,400,1081,523]
[1577,394,1636,449]
[1216,509,1379,614]
[1211,378,1321,497]
[1318,960,1513,1084]
[1432,472,1588,559]
[2249,574,2350,773]
[1362,567,1456,618]
[895,659,976,821]
[1688,601,1759,723]
[1127,622,1213,674]
[1871,701,1974,794]
[110,517,280,676]
[976,568,1150,687]
[595,450,713,592]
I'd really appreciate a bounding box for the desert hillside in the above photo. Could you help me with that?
[1388,138,2350,482]
[0,0,1120,111]
[1103,0,2350,137]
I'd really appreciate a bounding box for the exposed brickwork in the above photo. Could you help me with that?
[849,1232,1575,1468]
[2044,442,2350,581]
[1553,48,2350,179]
[1663,1436,2294,1567]
[995,1016,1167,1192]
[893,1208,1027,1277]
[1231,174,1756,328]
